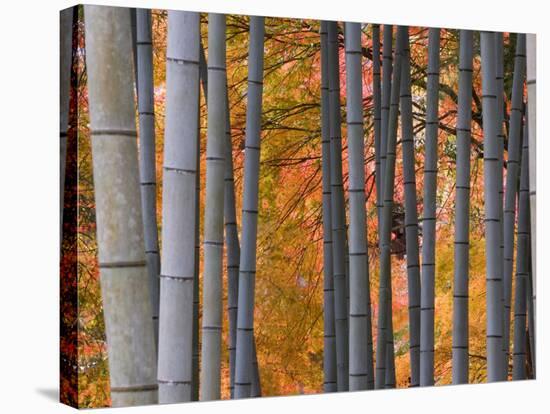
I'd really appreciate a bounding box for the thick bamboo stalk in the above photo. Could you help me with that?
[327,21,349,392]
[513,120,529,380]
[320,21,337,393]
[400,28,421,388]
[200,13,227,401]
[502,34,526,375]
[525,34,536,372]
[136,8,160,348]
[345,21,373,391]
[420,28,440,387]
[234,16,265,399]
[157,11,200,403]
[84,5,157,406]
[451,30,473,385]
[480,31,505,382]
[60,7,73,244]
[376,26,406,390]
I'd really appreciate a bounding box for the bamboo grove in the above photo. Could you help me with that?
[60,5,537,408]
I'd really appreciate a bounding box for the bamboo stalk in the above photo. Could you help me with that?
[480,31,505,382]
[451,29,473,385]
[157,11,201,403]
[502,34,526,375]
[320,20,338,393]
[84,5,158,406]
[400,28,421,388]
[327,21,349,392]
[420,28,440,387]
[376,25,406,390]
[234,16,265,399]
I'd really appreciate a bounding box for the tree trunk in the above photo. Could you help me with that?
[420,28,440,387]
[502,34,526,376]
[525,34,536,373]
[136,8,160,348]
[513,119,529,380]
[60,7,73,246]
[345,21,373,391]
[234,16,265,399]
[451,30,473,385]
[200,13,227,401]
[400,28,421,388]
[157,11,200,403]
[376,25,406,390]
[480,31,505,382]
[320,21,337,394]
[84,5,157,406]
[327,21,349,392]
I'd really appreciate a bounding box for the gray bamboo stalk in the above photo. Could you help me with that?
[400,28,421,388]
[480,31,505,382]
[502,34,526,375]
[372,25,382,238]
[494,33,507,376]
[384,26,407,390]
[513,119,529,380]
[194,39,208,402]
[375,26,406,390]
[327,21,349,392]
[157,11,200,403]
[224,79,241,400]
[526,34,536,369]
[200,13,227,401]
[234,16,265,399]
[420,28,440,387]
[84,5,157,406]
[201,45,261,398]
[320,21,337,393]
[379,24,393,195]
[345,21,373,391]
[60,7,73,244]
[451,30,473,385]
[136,8,160,348]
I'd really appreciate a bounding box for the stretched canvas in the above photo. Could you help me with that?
[59,3,537,408]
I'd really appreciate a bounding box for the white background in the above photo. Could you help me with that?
[0,0,547,412]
